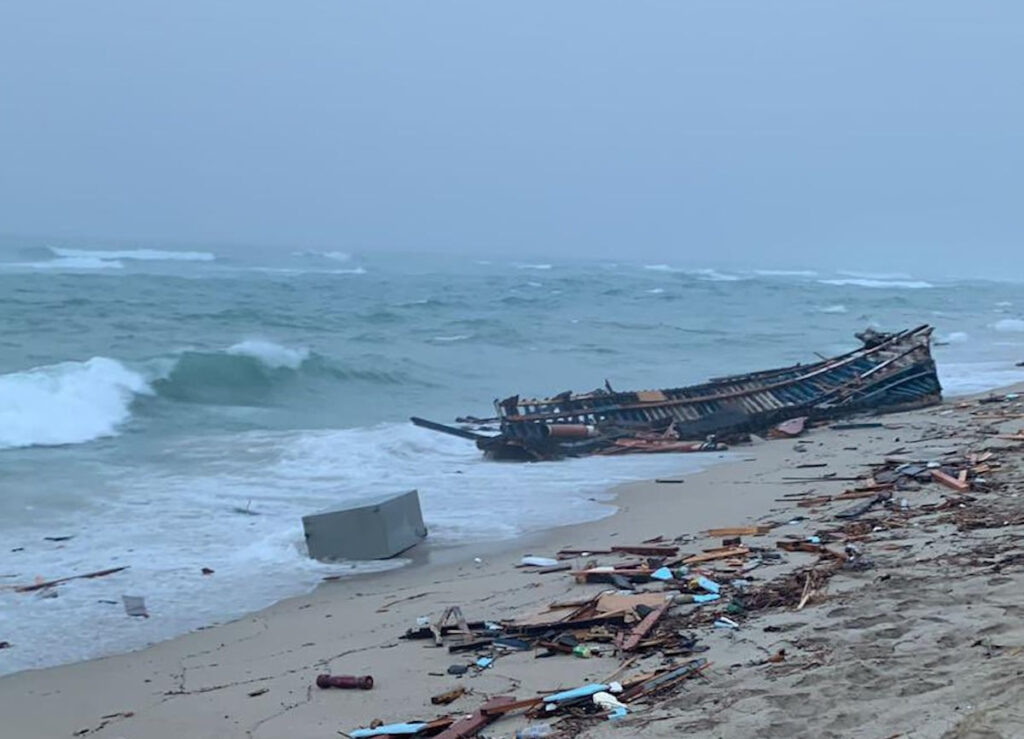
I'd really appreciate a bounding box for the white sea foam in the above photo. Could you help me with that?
[226,340,310,369]
[249,266,366,276]
[293,250,352,262]
[837,270,912,280]
[0,358,151,449]
[642,265,742,281]
[0,424,724,673]
[646,288,666,294]
[993,318,1024,332]
[754,269,819,277]
[996,301,1013,307]
[940,331,970,344]
[515,263,553,270]
[939,362,1024,396]
[819,278,934,289]
[820,304,848,314]
[17,256,125,270]
[430,334,472,343]
[689,268,742,282]
[52,247,215,261]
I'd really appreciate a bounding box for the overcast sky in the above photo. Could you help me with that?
[1,2,1021,273]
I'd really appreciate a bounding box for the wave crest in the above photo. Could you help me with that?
[0,358,150,449]
[227,340,310,370]
[51,247,215,262]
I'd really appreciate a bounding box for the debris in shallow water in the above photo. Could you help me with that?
[122,595,148,618]
[201,567,214,575]
[232,499,259,515]
[43,535,74,542]
[14,565,129,593]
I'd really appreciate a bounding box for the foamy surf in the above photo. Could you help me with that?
[993,318,1024,332]
[0,358,151,449]
[819,278,935,289]
[51,247,216,262]
[0,423,723,674]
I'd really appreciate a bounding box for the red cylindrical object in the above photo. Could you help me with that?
[316,674,374,690]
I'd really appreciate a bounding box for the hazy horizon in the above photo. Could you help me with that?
[2,2,1021,278]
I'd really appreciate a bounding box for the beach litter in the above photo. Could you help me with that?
[121,595,148,618]
[316,673,373,690]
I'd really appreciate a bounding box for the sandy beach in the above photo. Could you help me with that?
[3,387,1024,739]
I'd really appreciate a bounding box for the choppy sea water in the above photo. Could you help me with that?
[1,243,1022,674]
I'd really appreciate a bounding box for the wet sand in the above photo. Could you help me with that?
[2,387,1024,738]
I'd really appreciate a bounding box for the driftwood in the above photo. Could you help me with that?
[14,566,129,593]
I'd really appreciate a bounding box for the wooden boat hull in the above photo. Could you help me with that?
[413,326,942,461]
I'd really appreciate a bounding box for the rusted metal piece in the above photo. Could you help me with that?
[430,686,466,705]
[316,674,374,690]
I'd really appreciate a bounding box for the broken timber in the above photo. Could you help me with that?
[412,326,942,460]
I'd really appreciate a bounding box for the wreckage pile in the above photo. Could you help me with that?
[337,391,1024,738]
[412,326,942,460]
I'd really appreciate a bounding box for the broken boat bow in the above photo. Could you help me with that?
[411,325,941,461]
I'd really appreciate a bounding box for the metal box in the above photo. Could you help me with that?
[302,489,428,561]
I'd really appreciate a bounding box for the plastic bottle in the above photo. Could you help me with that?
[572,645,592,658]
[516,725,554,738]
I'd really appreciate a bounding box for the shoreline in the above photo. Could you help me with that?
[3,384,1024,738]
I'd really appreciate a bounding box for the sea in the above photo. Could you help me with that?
[1,242,1023,675]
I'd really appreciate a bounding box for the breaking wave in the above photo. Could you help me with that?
[18,256,125,270]
[227,340,310,369]
[993,318,1024,332]
[293,250,352,262]
[150,340,414,406]
[754,269,819,277]
[820,304,848,314]
[819,278,934,289]
[51,247,215,261]
[641,265,742,281]
[0,358,151,449]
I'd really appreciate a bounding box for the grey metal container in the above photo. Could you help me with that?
[302,489,428,561]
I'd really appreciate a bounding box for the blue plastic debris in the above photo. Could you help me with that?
[350,722,429,738]
[650,566,674,581]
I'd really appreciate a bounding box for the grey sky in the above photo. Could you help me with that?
[1,2,1021,273]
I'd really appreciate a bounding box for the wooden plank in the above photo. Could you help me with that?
[480,696,544,717]
[610,545,679,556]
[682,547,748,565]
[620,601,671,652]
[704,526,773,537]
[931,469,970,492]
[434,696,515,739]
[14,566,129,593]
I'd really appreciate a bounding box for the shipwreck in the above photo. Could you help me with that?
[412,325,942,461]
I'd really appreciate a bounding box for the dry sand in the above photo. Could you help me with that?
[2,388,1024,739]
